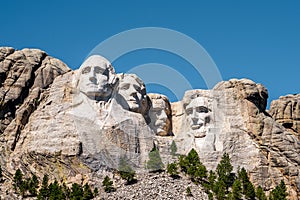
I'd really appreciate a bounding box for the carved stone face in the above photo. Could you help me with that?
[118,74,146,113]
[148,94,171,136]
[78,55,114,100]
[185,96,211,138]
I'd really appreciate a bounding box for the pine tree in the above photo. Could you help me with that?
[269,180,288,200]
[231,179,242,200]
[28,174,39,196]
[179,148,207,183]
[147,147,164,172]
[70,183,83,200]
[0,165,3,180]
[118,156,136,184]
[214,179,226,200]
[238,167,255,199]
[83,183,94,200]
[167,162,179,178]
[13,169,23,191]
[102,176,114,193]
[186,186,192,196]
[170,140,177,156]
[208,170,216,191]
[256,186,267,200]
[93,187,99,197]
[48,180,65,200]
[216,153,234,191]
[37,174,49,199]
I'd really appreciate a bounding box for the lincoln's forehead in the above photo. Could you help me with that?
[186,97,208,108]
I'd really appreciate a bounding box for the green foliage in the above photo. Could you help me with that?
[208,170,216,190]
[48,180,65,200]
[0,165,3,179]
[238,167,255,199]
[83,183,94,200]
[216,153,234,191]
[167,162,179,178]
[256,186,267,200]
[147,147,164,172]
[69,183,83,200]
[269,180,288,200]
[179,148,207,183]
[214,179,226,200]
[37,174,49,199]
[28,174,39,196]
[102,176,114,193]
[186,186,192,196]
[170,140,178,156]
[93,187,98,197]
[231,179,242,200]
[118,156,136,184]
[13,169,23,191]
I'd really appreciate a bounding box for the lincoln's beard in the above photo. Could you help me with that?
[191,125,207,138]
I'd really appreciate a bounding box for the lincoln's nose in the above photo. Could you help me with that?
[89,76,97,83]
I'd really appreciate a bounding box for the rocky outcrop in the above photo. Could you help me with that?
[1,47,299,199]
[0,47,70,152]
[171,79,300,199]
[270,94,300,139]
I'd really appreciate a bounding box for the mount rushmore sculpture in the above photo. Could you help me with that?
[0,49,299,198]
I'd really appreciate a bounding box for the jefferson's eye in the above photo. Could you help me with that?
[134,85,141,93]
[120,84,130,90]
[81,67,91,74]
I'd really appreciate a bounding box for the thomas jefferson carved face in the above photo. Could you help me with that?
[78,55,116,100]
[148,94,171,136]
[118,74,147,113]
[185,96,211,138]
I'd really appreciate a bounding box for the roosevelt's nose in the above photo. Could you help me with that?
[160,111,167,120]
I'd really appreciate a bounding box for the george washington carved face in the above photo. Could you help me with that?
[77,55,117,101]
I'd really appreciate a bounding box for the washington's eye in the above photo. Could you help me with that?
[94,66,107,75]
[81,67,91,74]
[186,108,193,115]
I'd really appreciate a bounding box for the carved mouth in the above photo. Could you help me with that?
[191,124,202,130]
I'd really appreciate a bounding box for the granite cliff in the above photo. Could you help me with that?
[0,47,299,199]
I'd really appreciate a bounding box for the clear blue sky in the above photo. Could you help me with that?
[1,1,299,107]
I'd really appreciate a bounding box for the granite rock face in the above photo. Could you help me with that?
[0,48,299,199]
[270,94,300,139]
[171,78,300,198]
[0,47,70,151]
